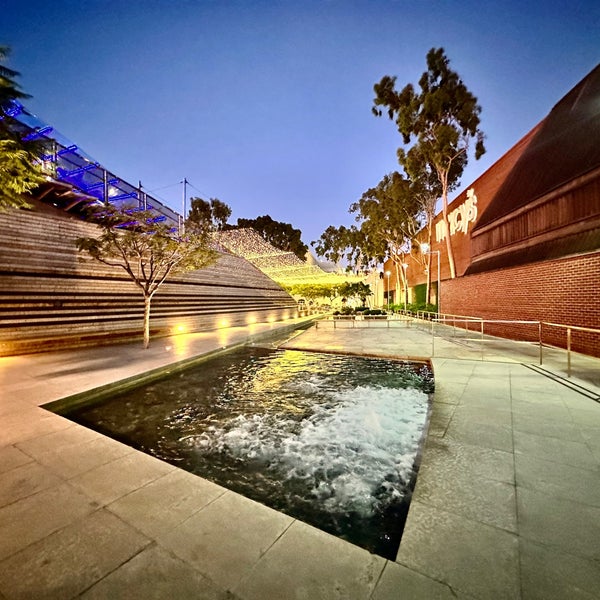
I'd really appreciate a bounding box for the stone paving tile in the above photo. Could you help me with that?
[108,469,227,539]
[519,539,600,600]
[0,461,64,508]
[0,509,150,600]
[371,562,474,600]
[0,445,33,474]
[569,405,600,427]
[69,449,174,505]
[234,520,385,600]
[0,483,99,561]
[513,430,599,471]
[450,404,514,428]
[0,410,72,447]
[414,463,517,532]
[15,421,103,455]
[80,545,234,600]
[444,419,514,452]
[159,490,293,591]
[421,436,515,485]
[27,435,135,480]
[515,454,600,507]
[396,500,520,600]
[517,487,600,561]
[512,413,585,442]
[511,400,573,423]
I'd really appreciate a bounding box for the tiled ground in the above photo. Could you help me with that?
[1,319,599,599]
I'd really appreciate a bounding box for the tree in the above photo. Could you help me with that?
[188,197,231,231]
[350,172,423,307]
[0,46,44,211]
[373,47,485,278]
[284,283,337,302]
[0,46,30,108]
[336,282,372,306]
[76,205,217,349]
[0,139,45,210]
[311,224,380,272]
[236,215,308,260]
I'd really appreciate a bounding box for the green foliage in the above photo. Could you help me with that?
[350,171,423,265]
[373,47,485,277]
[312,224,380,271]
[336,281,372,305]
[236,215,308,260]
[0,47,44,211]
[0,139,44,211]
[76,204,217,348]
[283,282,336,300]
[0,46,30,107]
[187,197,231,232]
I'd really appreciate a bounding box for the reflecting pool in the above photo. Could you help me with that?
[60,346,433,559]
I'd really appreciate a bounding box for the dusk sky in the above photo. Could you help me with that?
[2,1,598,248]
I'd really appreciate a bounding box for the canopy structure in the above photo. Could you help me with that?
[216,229,363,286]
[2,100,180,228]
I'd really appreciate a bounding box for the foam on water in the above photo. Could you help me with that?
[192,383,428,518]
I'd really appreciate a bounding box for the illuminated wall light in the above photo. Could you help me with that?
[246,315,257,325]
[174,325,186,334]
[220,318,230,328]
[267,315,276,323]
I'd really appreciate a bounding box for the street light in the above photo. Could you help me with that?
[385,270,391,311]
[420,243,441,314]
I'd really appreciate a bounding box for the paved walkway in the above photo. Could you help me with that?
[1,319,599,599]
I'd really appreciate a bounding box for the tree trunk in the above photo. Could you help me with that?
[143,295,152,349]
[442,189,457,279]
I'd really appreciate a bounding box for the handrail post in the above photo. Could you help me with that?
[567,328,572,377]
[480,319,484,360]
[538,322,543,365]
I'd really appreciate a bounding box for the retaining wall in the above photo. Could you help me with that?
[0,203,297,356]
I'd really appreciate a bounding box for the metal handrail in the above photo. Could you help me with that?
[317,310,599,378]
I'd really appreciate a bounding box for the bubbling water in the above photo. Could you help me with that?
[190,382,428,520]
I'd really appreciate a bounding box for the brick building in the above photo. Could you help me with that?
[392,63,600,355]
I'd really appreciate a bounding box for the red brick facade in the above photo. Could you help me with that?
[441,252,600,356]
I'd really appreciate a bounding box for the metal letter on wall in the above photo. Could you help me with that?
[436,188,478,242]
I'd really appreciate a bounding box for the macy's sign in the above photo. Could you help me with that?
[436,188,478,242]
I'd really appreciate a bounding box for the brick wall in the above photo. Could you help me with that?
[441,252,600,356]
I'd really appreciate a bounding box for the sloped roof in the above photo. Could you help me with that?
[474,63,600,231]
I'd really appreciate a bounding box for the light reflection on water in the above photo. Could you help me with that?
[65,347,433,559]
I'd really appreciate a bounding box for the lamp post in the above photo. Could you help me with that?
[401,263,408,312]
[420,243,441,315]
[385,270,391,311]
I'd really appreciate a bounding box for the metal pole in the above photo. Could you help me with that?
[181,178,188,235]
[103,169,109,206]
[539,322,543,365]
[480,320,484,360]
[567,328,572,377]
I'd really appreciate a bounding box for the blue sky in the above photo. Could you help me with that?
[2,0,598,246]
